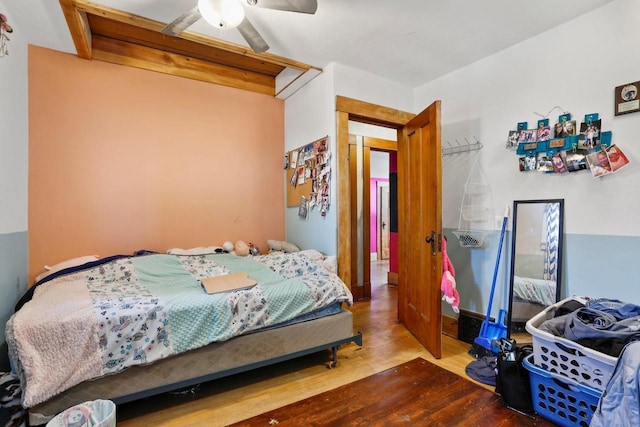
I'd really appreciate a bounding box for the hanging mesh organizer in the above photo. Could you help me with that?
[453,153,494,248]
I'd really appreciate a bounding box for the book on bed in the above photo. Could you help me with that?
[201,272,257,294]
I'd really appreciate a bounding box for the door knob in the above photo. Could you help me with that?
[426,231,436,255]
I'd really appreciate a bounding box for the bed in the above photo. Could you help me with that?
[6,250,361,425]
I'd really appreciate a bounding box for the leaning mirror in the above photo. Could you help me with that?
[507,199,564,343]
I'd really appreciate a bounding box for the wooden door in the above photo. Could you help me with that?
[378,184,390,260]
[397,101,443,358]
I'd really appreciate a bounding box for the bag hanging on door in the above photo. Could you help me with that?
[495,341,534,414]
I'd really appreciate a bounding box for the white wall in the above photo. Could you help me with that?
[418,0,640,235]
[0,1,28,233]
[370,151,390,179]
[415,0,640,315]
[0,1,30,368]
[284,65,337,255]
[333,63,415,114]
[284,63,414,255]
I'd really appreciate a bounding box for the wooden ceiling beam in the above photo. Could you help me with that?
[87,14,284,76]
[92,35,275,96]
[59,0,321,97]
[71,0,319,72]
[59,0,92,59]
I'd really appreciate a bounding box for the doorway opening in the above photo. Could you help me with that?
[372,178,390,290]
[347,132,397,300]
[372,177,390,290]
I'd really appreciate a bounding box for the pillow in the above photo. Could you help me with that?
[298,249,323,261]
[267,239,300,253]
[298,250,337,274]
[267,239,283,251]
[323,255,337,274]
[166,246,222,255]
[35,255,99,283]
[281,241,300,253]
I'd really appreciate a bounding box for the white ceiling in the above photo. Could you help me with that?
[4,0,614,88]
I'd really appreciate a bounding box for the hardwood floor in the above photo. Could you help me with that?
[117,260,494,426]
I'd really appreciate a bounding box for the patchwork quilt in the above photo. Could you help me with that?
[6,252,353,408]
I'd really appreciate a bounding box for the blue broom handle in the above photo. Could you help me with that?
[485,205,510,322]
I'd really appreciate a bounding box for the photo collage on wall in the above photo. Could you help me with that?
[288,136,331,219]
[507,113,630,178]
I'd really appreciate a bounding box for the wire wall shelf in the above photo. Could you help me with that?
[453,229,490,248]
[453,147,494,249]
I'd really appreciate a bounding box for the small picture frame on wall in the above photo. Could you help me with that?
[615,81,640,116]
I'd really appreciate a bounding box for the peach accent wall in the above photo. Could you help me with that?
[28,46,285,283]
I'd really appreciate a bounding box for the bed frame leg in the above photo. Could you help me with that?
[327,331,363,369]
[328,346,338,369]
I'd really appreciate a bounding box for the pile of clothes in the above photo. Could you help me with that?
[538,298,640,357]
[0,371,24,427]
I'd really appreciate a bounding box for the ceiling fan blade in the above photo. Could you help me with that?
[237,17,270,53]
[161,6,202,36]
[247,0,317,14]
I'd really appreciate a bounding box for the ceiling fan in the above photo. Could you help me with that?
[161,0,318,53]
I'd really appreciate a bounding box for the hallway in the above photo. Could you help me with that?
[370,259,390,287]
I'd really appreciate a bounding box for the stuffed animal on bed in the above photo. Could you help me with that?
[222,241,234,253]
[441,236,460,313]
[234,240,250,256]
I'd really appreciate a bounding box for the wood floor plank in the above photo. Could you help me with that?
[229,358,555,426]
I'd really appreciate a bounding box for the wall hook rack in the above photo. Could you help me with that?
[442,137,483,156]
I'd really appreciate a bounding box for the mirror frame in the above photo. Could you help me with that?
[507,199,564,340]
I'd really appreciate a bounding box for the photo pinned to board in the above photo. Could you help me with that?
[586,150,612,178]
[507,130,519,149]
[518,153,537,172]
[536,118,551,142]
[551,151,568,173]
[566,150,588,172]
[607,144,630,172]
[298,195,308,219]
[536,152,554,173]
[578,118,602,150]
[518,128,537,144]
[554,119,577,138]
[508,121,530,150]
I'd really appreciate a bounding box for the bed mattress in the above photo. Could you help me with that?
[28,309,355,424]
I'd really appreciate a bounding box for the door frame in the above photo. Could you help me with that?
[336,96,414,300]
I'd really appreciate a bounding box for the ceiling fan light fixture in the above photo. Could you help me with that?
[198,0,245,29]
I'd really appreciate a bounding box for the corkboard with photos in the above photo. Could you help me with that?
[506,113,630,178]
[285,136,331,218]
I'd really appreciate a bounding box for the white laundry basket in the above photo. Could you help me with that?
[525,297,618,390]
[46,399,115,427]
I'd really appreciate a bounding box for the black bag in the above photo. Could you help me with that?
[495,343,534,414]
